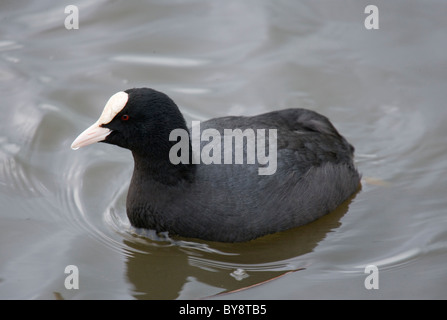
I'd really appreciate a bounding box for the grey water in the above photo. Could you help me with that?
[1,0,446,299]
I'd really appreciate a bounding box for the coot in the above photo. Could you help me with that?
[71,88,360,242]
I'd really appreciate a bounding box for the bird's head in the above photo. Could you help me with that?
[71,88,188,158]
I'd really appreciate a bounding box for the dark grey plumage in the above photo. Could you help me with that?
[99,88,361,242]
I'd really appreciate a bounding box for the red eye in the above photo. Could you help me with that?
[121,114,130,121]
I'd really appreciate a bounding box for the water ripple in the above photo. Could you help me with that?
[353,248,421,270]
[112,54,210,67]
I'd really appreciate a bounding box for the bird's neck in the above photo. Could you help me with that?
[131,148,195,186]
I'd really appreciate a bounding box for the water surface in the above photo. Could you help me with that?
[0,0,446,299]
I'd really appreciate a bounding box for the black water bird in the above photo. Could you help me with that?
[71,88,360,242]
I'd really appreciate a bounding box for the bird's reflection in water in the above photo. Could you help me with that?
[124,191,358,299]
